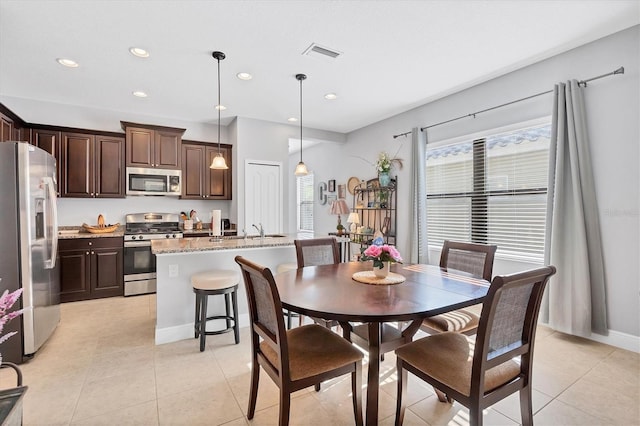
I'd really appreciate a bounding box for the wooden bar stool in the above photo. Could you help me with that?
[192,269,240,352]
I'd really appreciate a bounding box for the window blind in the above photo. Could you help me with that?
[297,173,314,232]
[426,123,551,263]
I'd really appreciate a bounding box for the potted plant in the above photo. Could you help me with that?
[360,237,403,278]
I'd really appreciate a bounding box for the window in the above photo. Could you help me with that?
[296,173,314,233]
[426,122,551,263]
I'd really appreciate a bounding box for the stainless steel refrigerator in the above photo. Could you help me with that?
[0,142,60,364]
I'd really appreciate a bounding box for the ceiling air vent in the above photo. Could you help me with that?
[302,43,342,60]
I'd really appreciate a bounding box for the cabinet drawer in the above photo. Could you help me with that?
[59,237,123,250]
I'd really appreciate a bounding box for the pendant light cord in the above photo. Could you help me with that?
[217,55,222,154]
[299,76,303,163]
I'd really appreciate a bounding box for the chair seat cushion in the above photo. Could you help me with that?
[192,269,239,291]
[260,324,362,381]
[395,332,520,397]
[422,309,480,333]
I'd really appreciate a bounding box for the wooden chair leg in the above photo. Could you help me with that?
[520,385,534,426]
[395,359,408,426]
[247,360,260,419]
[352,362,363,426]
[435,387,453,403]
[469,403,483,426]
[279,389,291,426]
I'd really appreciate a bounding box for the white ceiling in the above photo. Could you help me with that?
[0,0,638,135]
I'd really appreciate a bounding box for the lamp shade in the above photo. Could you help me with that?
[330,199,350,215]
[347,212,360,225]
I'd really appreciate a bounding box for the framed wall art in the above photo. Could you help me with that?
[328,179,336,192]
[338,184,346,199]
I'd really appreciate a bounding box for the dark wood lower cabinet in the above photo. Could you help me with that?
[59,237,123,302]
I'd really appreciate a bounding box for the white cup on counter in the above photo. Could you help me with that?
[183,219,193,230]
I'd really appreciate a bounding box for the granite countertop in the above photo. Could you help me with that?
[151,234,296,254]
[58,225,125,239]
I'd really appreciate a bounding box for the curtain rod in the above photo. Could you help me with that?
[391,66,623,138]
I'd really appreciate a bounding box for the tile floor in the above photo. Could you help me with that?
[1,295,638,425]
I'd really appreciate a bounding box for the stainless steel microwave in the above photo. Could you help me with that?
[126,167,181,196]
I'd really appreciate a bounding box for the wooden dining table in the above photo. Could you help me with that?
[274,261,490,425]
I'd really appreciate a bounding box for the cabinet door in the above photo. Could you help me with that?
[91,247,124,298]
[206,145,232,199]
[59,248,91,303]
[32,129,61,158]
[60,132,94,198]
[95,135,125,198]
[155,130,181,169]
[181,143,205,199]
[0,114,12,142]
[126,127,154,167]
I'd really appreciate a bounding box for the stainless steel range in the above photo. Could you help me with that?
[124,213,183,296]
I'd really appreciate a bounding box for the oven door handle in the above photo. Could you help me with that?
[124,240,152,248]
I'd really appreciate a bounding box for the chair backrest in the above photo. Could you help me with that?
[470,265,556,397]
[235,256,291,380]
[439,240,498,281]
[294,237,340,268]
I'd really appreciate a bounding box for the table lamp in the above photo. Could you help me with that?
[330,199,350,235]
[347,212,360,234]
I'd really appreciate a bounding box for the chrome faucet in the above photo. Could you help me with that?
[252,223,264,239]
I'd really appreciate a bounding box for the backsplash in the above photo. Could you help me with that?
[57,197,231,226]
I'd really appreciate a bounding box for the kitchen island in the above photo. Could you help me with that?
[152,234,300,345]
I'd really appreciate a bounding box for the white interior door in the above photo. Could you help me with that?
[245,161,282,235]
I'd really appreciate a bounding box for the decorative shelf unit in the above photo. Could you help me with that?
[350,177,397,252]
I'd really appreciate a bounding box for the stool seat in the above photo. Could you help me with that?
[192,270,239,291]
[192,269,240,351]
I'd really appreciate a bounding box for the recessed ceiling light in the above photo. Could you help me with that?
[132,91,148,98]
[129,47,149,58]
[324,93,337,100]
[236,72,252,80]
[287,117,298,122]
[215,104,226,111]
[56,58,78,68]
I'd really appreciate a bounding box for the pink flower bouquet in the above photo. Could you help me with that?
[360,243,403,269]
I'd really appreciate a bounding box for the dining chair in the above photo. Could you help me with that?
[394,265,556,426]
[294,237,341,329]
[235,255,364,426]
[421,240,497,336]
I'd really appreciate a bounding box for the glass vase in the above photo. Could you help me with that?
[378,171,391,187]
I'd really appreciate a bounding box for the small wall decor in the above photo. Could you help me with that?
[338,184,346,199]
[319,182,327,205]
[328,179,336,192]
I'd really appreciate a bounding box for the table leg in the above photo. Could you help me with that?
[366,322,381,426]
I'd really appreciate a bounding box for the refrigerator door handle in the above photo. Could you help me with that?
[42,176,58,269]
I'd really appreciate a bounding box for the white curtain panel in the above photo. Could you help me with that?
[543,80,608,337]
[410,128,429,264]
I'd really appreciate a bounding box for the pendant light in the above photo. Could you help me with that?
[210,51,229,170]
[294,73,309,176]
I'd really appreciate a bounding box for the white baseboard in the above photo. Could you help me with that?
[588,329,640,353]
[155,313,250,345]
[540,321,640,353]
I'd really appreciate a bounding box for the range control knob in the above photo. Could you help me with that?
[172,234,177,238]
[165,234,170,239]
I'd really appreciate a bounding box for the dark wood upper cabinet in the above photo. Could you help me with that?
[0,114,12,142]
[95,135,125,197]
[207,145,232,199]
[32,128,61,158]
[122,122,185,169]
[181,141,232,200]
[60,132,125,198]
